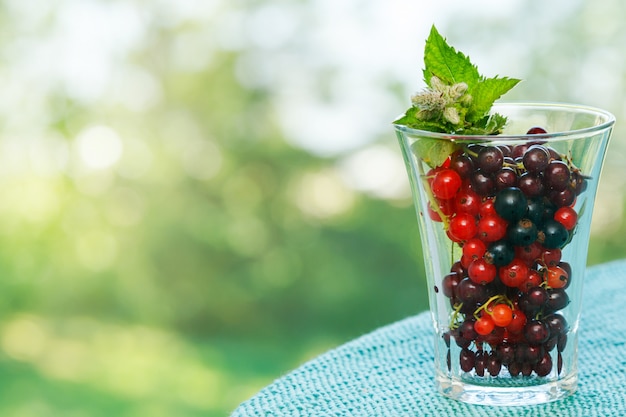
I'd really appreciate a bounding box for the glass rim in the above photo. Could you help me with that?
[393,101,616,142]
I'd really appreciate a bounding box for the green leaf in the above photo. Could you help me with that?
[483,113,509,134]
[410,137,460,168]
[423,25,481,88]
[466,77,521,122]
[393,107,419,126]
[394,107,448,132]
[462,113,508,135]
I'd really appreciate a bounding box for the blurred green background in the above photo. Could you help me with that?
[0,0,625,416]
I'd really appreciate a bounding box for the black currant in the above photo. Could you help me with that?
[512,144,530,158]
[546,146,562,161]
[459,348,476,372]
[549,187,576,207]
[527,127,548,135]
[498,145,513,157]
[485,240,515,266]
[544,288,570,314]
[496,343,515,365]
[487,352,502,376]
[442,273,461,299]
[557,334,568,353]
[544,336,558,352]
[544,161,571,191]
[507,218,538,246]
[523,145,551,174]
[518,173,545,198]
[456,277,490,305]
[494,167,518,190]
[515,343,530,363]
[526,198,545,224]
[534,352,553,377]
[450,152,474,179]
[541,202,557,223]
[452,328,472,349]
[471,170,496,197]
[475,350,487,377]
[526,344,545,365]
[544,314,569,335]
[508,362,522,377]
[519,286,548,317]
[494,187,528,221]
[477,146,504,174]
[459,318,478,342]
[450,261,467,277]
[524,320,551,345]
[541,219,569,249]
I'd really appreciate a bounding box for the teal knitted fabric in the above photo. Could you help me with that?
[232,260,626,416]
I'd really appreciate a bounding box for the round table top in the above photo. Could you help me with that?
[232,260,626,416]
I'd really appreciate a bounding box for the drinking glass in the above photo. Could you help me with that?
[395,102,614,405]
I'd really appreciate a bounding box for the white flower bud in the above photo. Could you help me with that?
[430,76,444,91]
[443,107,460,125]
[417,108,438,121]
[451,82,468,99]
[411,90,445,111]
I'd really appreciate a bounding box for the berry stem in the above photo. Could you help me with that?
[472,294,513,320]
[463,146,479,159]
[450,302,464,329]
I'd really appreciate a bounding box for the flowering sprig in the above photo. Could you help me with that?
[394,26,520,143]
[411,76,472,127]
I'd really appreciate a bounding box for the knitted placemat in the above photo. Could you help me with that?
[232,260,626,416]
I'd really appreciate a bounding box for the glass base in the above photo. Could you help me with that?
[436,372,577,406]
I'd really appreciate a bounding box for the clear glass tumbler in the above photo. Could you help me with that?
[395,103,614,405]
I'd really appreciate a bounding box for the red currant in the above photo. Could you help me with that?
[541,248,562,267]
[554,206,578,230]
[506,308,527,334]
[427,198,455,222]
[479,198,496,218]
[440,198,456,216]
[546,266,569,289]
[518,269,543,292]
[427,203,443,222]
[514,242,543,266]
[468,258,497,285]
[462,238,487,262]
[455,188,481,216]
[499,258,529,287]
[491,304,513,327]
[431,169,462,200]
[477,215,508,242]
[460,254,473,269]
[426,167,440,187]
[474,315,495,336]
[448,213,478,242]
